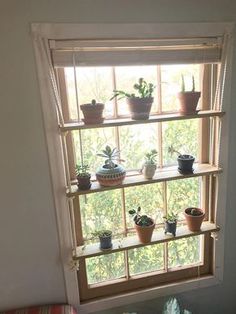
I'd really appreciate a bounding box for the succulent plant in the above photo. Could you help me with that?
[110,78,155,100]
[163,212,178,222]
[129,206,153,227]
[76,164,90,177]
[144,149,158,165]
[97,145,124,169]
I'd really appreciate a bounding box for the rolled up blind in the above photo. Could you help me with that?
[50,37,222,67]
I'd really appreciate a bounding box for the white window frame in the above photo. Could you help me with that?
[32,22,234,313]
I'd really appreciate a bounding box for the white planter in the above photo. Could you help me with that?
[142,164,156,179]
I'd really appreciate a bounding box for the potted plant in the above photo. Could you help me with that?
[110,78,155,120]
[96,145,126,186]
[80,99,105,124]
[129,206,155,243]
[141,149,158,179]
[168,145,195,174]
[92,229,113,250]
[76,164,91,190]
[184,207,205,232]
[163,212,178,237]
[177,75,201,115]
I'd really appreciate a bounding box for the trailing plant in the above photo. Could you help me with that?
[129,206,153,227]
[181,74,196,93]
[163,212,178,223]
[97,145,124,169]
[144,149,158,165]
[76,164,90,177]
[110,78,155,100]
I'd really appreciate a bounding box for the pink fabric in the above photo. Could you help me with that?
[0,305,77,314]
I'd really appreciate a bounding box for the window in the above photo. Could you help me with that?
[33,23,233,309]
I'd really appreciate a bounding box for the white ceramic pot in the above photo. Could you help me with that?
[142,164,156,179]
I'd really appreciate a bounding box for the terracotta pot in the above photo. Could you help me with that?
[127,97,153,120]
[96,164,126,187]
[80,103,104,124]
[184,207,205,232]
[77,175,91,190]
[142,164,156,179]
[177,92,201,115]
[135,220,155,243]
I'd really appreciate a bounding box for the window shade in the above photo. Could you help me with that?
[50,37,222,67]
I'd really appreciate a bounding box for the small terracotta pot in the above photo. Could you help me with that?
[184,207,205,232]
[80,103,104,124]
[142,164,156,179]
[77,175,91,190]
[177,92,201,115]
[135,220,155,243]
[127,97,153,120]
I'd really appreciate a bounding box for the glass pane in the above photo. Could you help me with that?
[129,244,164,276]
[161,64,201,112]
[119,124,159,170]
[72,128,116,174]
[76,66,114,118]
[64,67,77,120]
[162,119,199,166]
[125,183,164,228]
[167,177,200,221]
[168,235,202,268]
[115,65,158,115]
[80,190,123,239]
[86,252,125,284]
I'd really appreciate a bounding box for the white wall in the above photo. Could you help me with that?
[0,0,236,313]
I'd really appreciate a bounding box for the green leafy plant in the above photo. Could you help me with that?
[144,149,158,165]
[92,229,112,237]
[97,145,124,169]
[163,212,178,222]
[110,78,155,100]
[129,206,153,227]
[181,74,195,92]
[76,164,90,177]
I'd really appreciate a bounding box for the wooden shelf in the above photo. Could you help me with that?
[60,110,225,132]
[74,222,220,259]
[67,163,222,197]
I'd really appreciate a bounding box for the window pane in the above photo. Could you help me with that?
[115,65,158,115]
[161,64,201,112]
[168,235,202,268]
[79,190,123,239]
[119,124,159,170]
[167,177,200,221]
[129,244,164,276]
[125,183,164,229]
[86,252,125,284]
[64,67,114,121]
[72,128,116,174]
[162,119,199,166]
